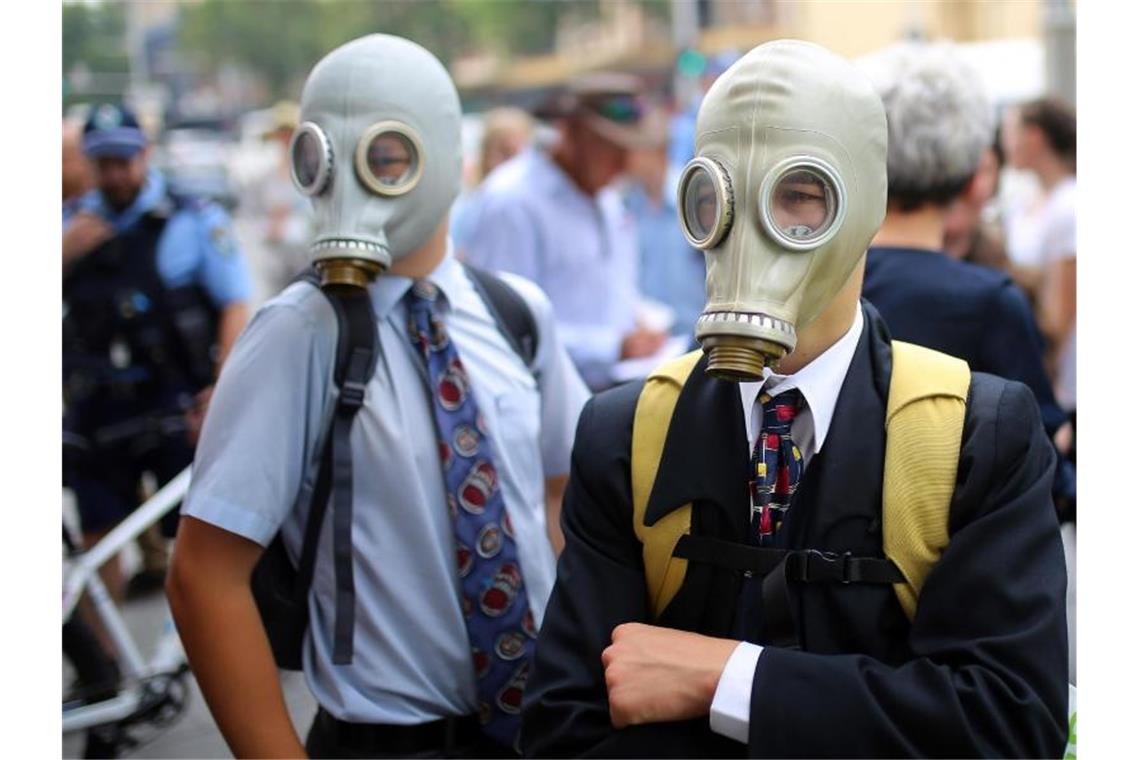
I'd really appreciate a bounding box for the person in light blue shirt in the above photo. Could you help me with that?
[464,75,669,391]
[67,166,252,311]
[623,143,706,345]
[176,239,589,730]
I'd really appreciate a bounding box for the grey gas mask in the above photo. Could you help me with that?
[289,34,462,287]
[676,40,888,381]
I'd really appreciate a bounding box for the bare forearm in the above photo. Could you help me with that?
[544,475,568,557]
[168,577,305,758]
[216,302,250,373]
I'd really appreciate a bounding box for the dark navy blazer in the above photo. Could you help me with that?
[863,245,1066,436]
[521,303,1068,758]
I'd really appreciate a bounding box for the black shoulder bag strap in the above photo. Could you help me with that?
[294,268,379,665]
[462,263,539,372]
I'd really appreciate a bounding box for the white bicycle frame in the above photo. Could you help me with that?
[62,467,192,734]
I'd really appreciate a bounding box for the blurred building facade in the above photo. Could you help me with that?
[453,0,1073,111]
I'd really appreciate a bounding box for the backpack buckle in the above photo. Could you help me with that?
[339,380,367,410]
[787,550,854,584]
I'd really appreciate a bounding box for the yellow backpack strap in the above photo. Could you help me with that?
[883,341,971,621]
[631,349,703,618]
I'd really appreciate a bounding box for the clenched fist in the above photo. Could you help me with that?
[63,212,114,267]
[601,622,738,728]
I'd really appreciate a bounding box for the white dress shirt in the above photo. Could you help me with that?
[709,306,864,743]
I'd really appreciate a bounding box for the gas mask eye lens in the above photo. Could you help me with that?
[355,121,424,196]
[289,122,333,196]
[678,157,733,249]
[759,158,846,251]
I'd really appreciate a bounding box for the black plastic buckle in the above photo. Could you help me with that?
[338,380,367,410]
[786,550,854,584]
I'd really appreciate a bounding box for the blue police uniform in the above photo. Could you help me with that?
[63,168,252,533]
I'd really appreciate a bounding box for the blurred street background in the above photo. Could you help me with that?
[63,0,1075,308]
[62,1,1076,757]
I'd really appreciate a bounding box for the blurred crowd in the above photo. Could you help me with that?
[62,36,1076,756]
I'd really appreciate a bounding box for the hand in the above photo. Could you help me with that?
[63,212,114,266]
[620,326,668,360]
[184,386,214,446]
[1053,420,1074,456]
[602,622,738,729]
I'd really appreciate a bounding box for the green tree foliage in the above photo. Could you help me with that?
[178,0,478,99]
[62,1,131,107]
[174,0,674,100]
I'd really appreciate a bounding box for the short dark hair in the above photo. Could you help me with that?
[1019,97,1076,169]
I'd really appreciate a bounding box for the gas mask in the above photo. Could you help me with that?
[289,34,462,287]
[676,40,888,381]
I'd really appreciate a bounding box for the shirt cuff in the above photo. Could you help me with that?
[709,641,763,744]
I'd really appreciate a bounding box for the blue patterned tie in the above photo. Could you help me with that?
[404,281,534,749]
[749,389,805,547]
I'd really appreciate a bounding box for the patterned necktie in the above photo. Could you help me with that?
[404,281,535,749]
[749,388,805,546]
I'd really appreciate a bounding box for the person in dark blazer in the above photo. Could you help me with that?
[858,42,1067,440]
[521,40,1068,759]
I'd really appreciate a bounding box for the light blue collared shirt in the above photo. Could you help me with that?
[183,245,589,723]
[623,182,706,342]
[463,148,640,390]
[67,169,251,307]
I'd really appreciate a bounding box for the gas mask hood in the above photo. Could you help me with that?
[291,34,462,287]
[678,40,887,381]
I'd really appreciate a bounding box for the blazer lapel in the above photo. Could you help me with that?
[644,351,751,541]
[788,300,894,549]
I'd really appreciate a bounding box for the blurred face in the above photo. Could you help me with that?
[565,118,628,195]
[93,152,148,210]
[625,146,667,194]
[1001,107,1034,170]
[481,130,528,177]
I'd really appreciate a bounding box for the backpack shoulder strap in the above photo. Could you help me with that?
[463,263,539,371]
[292,272,379,664]
[883,340,970,621]
[632,349,703,618]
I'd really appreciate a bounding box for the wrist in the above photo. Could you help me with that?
[701,638,741,707]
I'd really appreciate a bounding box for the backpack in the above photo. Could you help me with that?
[631,342,1077,758]
[631,340,969,624]
[250,264,539,670]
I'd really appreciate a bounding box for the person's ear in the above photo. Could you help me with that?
[960,168,987,206]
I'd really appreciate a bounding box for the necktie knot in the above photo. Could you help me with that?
[405,281,448,357]
[759,388,804,440]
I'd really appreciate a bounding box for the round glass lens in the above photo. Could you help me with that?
[365,131,416,187]
[292,130,322,190]
[682,166,720,243]
[768,168,836,241]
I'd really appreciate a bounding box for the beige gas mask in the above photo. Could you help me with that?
[290,34,462,288]
[677,40,888,381]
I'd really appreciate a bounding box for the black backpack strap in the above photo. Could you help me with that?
[463,264,539,372]
[291,271,379,666]
[674,536,904,648]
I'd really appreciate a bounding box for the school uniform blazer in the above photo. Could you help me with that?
[521,302,1068,758]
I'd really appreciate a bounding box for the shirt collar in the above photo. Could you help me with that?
[738,304,864,452]
[367,237,464,320]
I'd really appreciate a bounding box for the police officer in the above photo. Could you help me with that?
[63,103,252,595]
[166,35,588,758]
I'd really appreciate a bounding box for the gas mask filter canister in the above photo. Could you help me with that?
[677,40,887,381]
